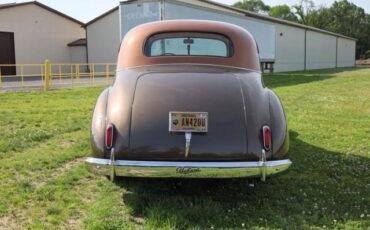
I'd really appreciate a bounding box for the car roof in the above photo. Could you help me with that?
[117,20,260,71]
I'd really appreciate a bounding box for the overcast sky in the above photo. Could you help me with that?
[0,0,369,23]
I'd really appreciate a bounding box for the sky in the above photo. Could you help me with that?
[0,0,369,23]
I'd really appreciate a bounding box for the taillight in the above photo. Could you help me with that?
[105,124,114,149]
[262,125,271,151]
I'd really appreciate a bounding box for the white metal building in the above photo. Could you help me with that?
[86,0,356,72]
[85,7,120,64]
[0,2,86,74]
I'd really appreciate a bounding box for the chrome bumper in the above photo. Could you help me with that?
[85,156,292,181]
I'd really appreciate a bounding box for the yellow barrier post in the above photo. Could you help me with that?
[105,64,109,84]
[92,64,95,86]
[76,64,80,83]
[21,65,24,87]
[59,64,62,83]
[44,60,51,91]
[0,67,2,88]
[89,64,92,85]
[69,64,73,85]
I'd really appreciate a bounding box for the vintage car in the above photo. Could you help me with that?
[86,20,291,181]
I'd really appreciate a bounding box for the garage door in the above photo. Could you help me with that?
[0,32,16,75]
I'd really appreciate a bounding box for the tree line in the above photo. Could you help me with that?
[233,0,370,59]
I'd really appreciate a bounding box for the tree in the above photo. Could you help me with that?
[304,6,332,28]
[327,0,370,58]
[269,5,298,22]
[233,0,270,14]
[292,0,315,24]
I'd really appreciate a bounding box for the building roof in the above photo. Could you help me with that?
[85,6,118,26]
[0,1,84,25]
[67,38,87,47]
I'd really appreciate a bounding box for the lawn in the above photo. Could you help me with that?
[0,67,369,229]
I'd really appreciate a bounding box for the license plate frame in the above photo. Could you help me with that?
[169,111,208,133]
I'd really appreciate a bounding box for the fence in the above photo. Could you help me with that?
[0,60,116,91]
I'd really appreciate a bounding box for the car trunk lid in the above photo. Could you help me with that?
[128,71,250,161]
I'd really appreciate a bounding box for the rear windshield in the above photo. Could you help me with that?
[144,32,233,57]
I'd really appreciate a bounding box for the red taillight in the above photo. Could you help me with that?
[262,125,271,151]
[105,124,114,149]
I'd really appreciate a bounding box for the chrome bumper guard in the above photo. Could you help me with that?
[85,150,292,181]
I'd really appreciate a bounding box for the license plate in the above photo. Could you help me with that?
[169,111,208,132]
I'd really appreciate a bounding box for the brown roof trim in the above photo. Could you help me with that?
[84,6,119,27]
[0,1,84,25]
[68,38,87,46]
[0,3,17,7]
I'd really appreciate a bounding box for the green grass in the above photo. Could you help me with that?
[0,68,369,229]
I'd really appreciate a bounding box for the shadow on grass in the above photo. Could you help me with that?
[116,131,370,229]
[263,67,358,89]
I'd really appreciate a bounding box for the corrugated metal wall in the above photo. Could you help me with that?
[306,31,337,70]
[275,24,356,72]
[337,38,356,67]
[87,9,120,63]
[274,24,305,72]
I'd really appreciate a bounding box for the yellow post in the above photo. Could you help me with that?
[105,64,109,83]
[40,65,43,81]
[91,64,95,86]
[59,64,62,83]
[76,64,80,83]
[44,60,51,91]
[0,67,2,88]
[21,65,24,87]
[70,64,73,84]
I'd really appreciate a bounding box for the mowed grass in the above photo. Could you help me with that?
[0,67,369,229]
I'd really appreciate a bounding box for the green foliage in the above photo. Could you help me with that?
[365,50,370,59]
[326,0,370,56]
[269,4,298,22]
[233,0,270,13]
[304,6,332,29]
[292,0,315,24]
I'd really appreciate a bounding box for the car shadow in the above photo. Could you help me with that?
[262,67,358,89]
[115,130,370,229]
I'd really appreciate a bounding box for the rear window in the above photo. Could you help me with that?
[144,32,233,57]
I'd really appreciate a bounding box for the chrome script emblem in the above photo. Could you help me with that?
[176,167,201,174]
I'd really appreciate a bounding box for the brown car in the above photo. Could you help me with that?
[86,20,291,181]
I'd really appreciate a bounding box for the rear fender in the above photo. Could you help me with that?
[268,90,289,159]
[91,87,110,158]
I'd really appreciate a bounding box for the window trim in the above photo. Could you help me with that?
[144,32,234,58]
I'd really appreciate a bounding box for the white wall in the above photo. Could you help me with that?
[337,38,356,67]
[0,4,85,64]
[86,9,120,63]
[306,31,336,70]
[274,24,305,72]
[180,0,245,15]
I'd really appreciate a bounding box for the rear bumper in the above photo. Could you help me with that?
[85,157,292,180]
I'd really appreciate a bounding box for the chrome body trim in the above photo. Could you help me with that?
[185,132,191,158]
[260,149,267,181]
[85,157,291,180]
[109,148,115,181]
